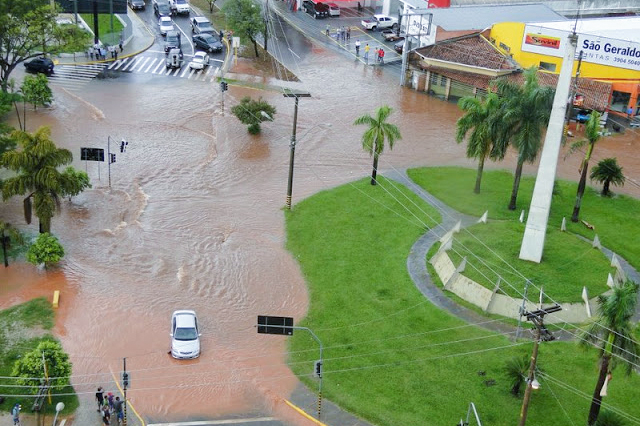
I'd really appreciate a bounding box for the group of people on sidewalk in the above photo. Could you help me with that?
[96,387,124,425]
[87,42,124,61]
[324,25,385,64]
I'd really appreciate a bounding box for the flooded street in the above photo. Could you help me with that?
[1,35,639,424]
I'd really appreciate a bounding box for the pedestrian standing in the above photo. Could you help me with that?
[346,27,351,41]
[340,26,345,42]
[219,29,224,41]
[364,43,370,62]
[114,48,118,60]
[101,47,106,60]
[12,403,21,425]
[379,48,385,64]
[325,23,330,37]
[119,39,123,52]
[355,39,361,56]
[102,405,111,425]
[108,392,115,413]
[374,47,379,62]
[89,46,94,60]
[96,387,105,412]
[114,396,124,424]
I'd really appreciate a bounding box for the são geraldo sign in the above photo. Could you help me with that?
[521,24,640,71]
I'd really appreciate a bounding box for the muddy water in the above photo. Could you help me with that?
[1,40,639,424]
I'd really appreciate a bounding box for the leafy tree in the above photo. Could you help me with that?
[230,96,276,134]
[0,1,88,90]
[21,73,52,111]
[595,410,628,426]
[222,0,264,58]
[455,93,506,194]
[60,166,91,201]
[205,0,217,12]
[590,158,625,197]
[569,111,602,221]
[0,87,19,151]
[26,232,64,267]
[12,339,72,392]
[579,281,640,425]
[354,105,402,186]
[504,354,529,396]
[1,126,84,233]
[0,220,24,267]
[493,67,555,210]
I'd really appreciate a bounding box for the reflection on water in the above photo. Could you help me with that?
[1,38,639,424]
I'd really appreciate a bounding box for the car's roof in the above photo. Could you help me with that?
[373,14,389,18]
[328,3,338,6]
[194,51,207,57]
[175,314,196,328]
[194,16,210,22]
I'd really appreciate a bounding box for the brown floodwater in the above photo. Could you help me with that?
[1,40,639,424]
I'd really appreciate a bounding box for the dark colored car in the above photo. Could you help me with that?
[154,0,172,17]
[302,0,329,19]
[24,57,54,75]
[192,33,223,53]
[128,0,145,10]
[394,39,404,53]
[164,30,181,52]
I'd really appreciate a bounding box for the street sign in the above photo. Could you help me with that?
[81,147,104,161]
[57,0,127,14]
[257,315,293,335]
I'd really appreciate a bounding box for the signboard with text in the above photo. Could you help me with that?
[521,24,640,71]
[404,10,434,48]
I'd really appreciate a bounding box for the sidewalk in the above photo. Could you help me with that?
[54,9,155,66]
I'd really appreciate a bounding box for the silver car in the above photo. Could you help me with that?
[170,310,201,359]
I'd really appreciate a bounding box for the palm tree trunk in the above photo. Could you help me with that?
[588,355,610,425]
[474,156,485,194]
[508,160,524,210]
[1,229,8,267]
[602,180,611,197]
[371,153,379,185]
[571,158,590,222]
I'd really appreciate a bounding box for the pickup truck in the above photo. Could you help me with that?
[361,14,398,31]
[170,0,190,15]
[191,16,215,34]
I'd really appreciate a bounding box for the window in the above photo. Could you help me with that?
[610,91,631,112]
[539,62,556,72]
[440,75,447,87]
[499,42,510,52]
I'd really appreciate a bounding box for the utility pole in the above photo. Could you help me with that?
[93,0,100,45]
[123,357,129,426]
[518,305,561,426]
[283,90,311,210]
[400,11,432,87]
[263,0,270,54]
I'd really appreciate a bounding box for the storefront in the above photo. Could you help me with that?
[489,17,640,117]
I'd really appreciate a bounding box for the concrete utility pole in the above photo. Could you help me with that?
[283,90,311,210]
[519,32,578,263]
[400,11,432,87]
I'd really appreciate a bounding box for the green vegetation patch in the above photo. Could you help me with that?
[80,13,124,45]
[0,299,78,415]
[408,167,640,271]
[445,221,613,302]
[285,176,640,426]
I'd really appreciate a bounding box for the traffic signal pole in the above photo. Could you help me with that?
[123,357,128,426]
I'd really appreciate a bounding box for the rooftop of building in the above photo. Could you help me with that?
[400,2,567,31]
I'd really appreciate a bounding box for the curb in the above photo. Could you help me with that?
[284,400,329,426]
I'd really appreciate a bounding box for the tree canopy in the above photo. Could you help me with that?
[230,96,276,134]
[12,339,72,392]
[222,0,264,57]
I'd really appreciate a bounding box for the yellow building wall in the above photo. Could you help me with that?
[489,22,640,83]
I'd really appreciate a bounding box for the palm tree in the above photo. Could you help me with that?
[1,126,73,233]
[570,111,602,222]
[456,93,506,193]
[504,354,529,396]
[493,67,555,210]
[580,281,640,426]
[354,105,402,185]
[590,158,625,197]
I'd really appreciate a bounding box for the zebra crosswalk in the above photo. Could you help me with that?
[47,54,222,91]
[107,55,222,82]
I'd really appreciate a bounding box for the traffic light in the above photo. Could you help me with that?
[110,153,116,164]
[122,372,129,388]
[220,81,228,92]
[314,360,322,378]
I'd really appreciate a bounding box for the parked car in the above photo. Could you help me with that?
[327,2,340,16]
[361,14,398,31]
[128,0,145,10]
[302,0,329,19]
[169,0,190,14]
[189,51,210,70]
[193,33,223,53]
[158,16,174,35]
[166,48,184,69]
[170,310,201,359]
[164,30,181,52]
[575,109,592,123]
[394,39,405,53]
[154,0,172,17]
[381,28,403,42]
[191,16,215,34]
[24,57,54,75]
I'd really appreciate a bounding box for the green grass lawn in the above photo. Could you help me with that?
[285,177,640,426]
[445,221,613,302]
[408,167,640,271]
[80,13,124,45]
[0,298,78,416]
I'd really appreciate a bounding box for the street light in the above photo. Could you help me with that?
[52,402,64,426]
[283,89,311,210]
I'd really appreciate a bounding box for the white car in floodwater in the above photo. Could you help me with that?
[188,51,210,70]
[170,310,201,359]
